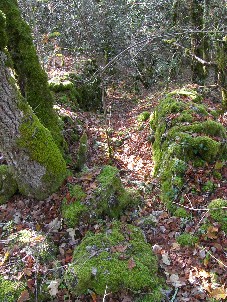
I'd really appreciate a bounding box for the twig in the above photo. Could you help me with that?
[198,245,227,269]
[170,288,178,302]
[102,285,109,302]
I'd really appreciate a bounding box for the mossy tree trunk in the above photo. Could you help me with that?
[0,48,66,199]
[190,0,209,85]
[216,37,227,110]
[0,0,63,146]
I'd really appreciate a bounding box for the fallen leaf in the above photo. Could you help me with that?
[162,253,171,265]
[111,245,128,253]
[0,251,9,266]
[128,258,136,270]
[169,274,185,288]
[48,279,60,296]
[24,268,32,276]
[209,286,227,300]
[206,226,218,239]
[17,290,29,302]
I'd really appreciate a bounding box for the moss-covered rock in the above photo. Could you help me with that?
[62,184,88,227]
[0,165,18,204]
[62,166,142,226]
[208,199,227,232]
[64,222,163,298]
[0,275,25,302]
[150,89,227,208]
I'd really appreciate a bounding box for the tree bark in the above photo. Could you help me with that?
[0,0,63,146]
[0,51,66,200]
[190,0,208,85]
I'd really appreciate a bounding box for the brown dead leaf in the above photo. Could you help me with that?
[24,268,32,276]
[111,245,128,253]
[206,226,218,240]
[17,290,30,302]
[128,258,136,270]
[209,286,227,300]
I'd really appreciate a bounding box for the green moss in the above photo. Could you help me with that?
[208,199,227,232]
[64,222,163,296]
[62,185,88,227]
[0,0,63,146]
[49,77,74,92]
[0,165,18,204]
[174,208,189,218]
[137,111,150,122]
[135,291,164,302]
[202,180,215,193]
[0,10,7,50]
[151,89,227,208]
[176,233,199,246]
[95,166,141,218]
[0,275,25,302]
[17,103,66,199]
[75,132,88,171]
[167,88,202,102]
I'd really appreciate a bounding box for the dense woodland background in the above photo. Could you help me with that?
[0,1,227,301]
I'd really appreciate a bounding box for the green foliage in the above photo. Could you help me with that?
[0,165,18,204]
[208,199,227,232]
[0,275,25,302]
[176,233,199,247]
[64,222,163,297]
[137,111,150,122]
[62,184,88,227]
[68,60,102,111]
[17,102,67,199]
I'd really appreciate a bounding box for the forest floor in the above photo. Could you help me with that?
[0,74,227,301]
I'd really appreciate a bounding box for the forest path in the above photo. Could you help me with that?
[84,88,161,186]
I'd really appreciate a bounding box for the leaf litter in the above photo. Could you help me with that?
[0,86,226,301]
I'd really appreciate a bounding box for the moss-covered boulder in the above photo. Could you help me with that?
[0,165,17,204]
[208,199,227,233]
[150,89,227,207]
[64,222,163,299]
[62,166,141,226]
[0,275,25,302]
